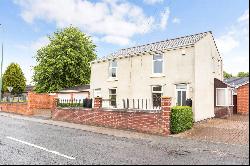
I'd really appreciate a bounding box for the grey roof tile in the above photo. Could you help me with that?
[96,31,211,61]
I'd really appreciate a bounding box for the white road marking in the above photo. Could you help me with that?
[6,136,75,160]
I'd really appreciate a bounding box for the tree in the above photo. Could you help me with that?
[237,72,249,77]
[33,26,97,93]
[223,71,233,79]
[2,63,26,94]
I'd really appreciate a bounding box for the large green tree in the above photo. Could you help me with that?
[33,26,97,93]
[2,63,26,94]
[223,71,233,79]
[237,72,249,77]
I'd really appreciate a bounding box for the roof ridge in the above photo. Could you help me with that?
[118,31,211,52]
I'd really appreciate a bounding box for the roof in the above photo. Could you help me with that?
[58,85,90,93]
[94,31,213,62]
[224,77,249,88]
[25,85,35,92]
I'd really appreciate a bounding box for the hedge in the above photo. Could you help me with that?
[170,106,193,134]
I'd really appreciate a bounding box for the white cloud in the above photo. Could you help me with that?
[14,0,156,46]
[144,0,164,5]
[238,9,249,22]
[172,17,181,24]
[15,36,49,52]
[160,7,170,30]
[215,9,249,75]
[216,33,239,54]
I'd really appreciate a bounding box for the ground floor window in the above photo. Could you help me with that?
[152,86,162,108]
[94,88,101,97]
[216,88,233,106]
[176,84,187,106]
[109,89,117,107]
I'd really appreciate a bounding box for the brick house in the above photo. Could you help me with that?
[90,31,234,122]
[224,77,249,115]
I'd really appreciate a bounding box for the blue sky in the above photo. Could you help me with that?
[0,0,249,84]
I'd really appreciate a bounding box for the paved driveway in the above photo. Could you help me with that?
[172,115,249,145]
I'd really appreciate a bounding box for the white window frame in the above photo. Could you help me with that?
[94,88,101,98]
[216,88,234,106]
[109,60,117,78]
[152,54,164,74]
[176,84,187,106]
[109,88,117,108]
[151,85,163,108]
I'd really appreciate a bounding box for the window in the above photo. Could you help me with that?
[153,55,163,74]
[216,88,233,106]
[176,84,187,106]
[109,60,117,78]
[109,89,117,107]
[152,86,162,108]
[94,88,101,97]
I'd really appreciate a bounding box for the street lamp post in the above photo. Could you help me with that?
[0,24,4,101]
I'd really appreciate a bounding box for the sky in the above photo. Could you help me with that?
[0,0,249,84]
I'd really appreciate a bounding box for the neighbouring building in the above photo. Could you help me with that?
[224,77,249,115]
[90,31,233,122]
[57,85,90,100]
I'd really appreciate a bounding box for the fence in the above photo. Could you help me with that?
[57,98,92,108]
[0,94,27,103]
[101,98,161,111]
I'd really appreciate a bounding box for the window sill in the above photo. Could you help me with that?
[150,74,165,78]
[107,78,118,82]
[216,105,234,107]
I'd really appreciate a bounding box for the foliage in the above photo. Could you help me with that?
[170,106,193,134]
[223,71,233,79]
[33,26,97,93]
[237,72,249,78]
[2,63,26,94]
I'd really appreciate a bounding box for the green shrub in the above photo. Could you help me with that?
[170,106,193,134]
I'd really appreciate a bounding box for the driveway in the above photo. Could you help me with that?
[172,115,249,145]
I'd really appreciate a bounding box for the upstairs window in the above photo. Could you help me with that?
[109,60,117,78]
[153,55,163,74]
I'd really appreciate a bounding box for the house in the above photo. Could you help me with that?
[57,85,90,100]
[224,77,249,115]
[90,31,232,122]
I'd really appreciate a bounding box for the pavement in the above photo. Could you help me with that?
[0,112,249,165]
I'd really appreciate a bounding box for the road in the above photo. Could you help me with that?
[0,115,249,165]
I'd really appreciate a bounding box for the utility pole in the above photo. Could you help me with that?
[0,24,3,101]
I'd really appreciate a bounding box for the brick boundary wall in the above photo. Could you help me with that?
[237,83,249,115]
[52,97,171,136]
[0,92,57,116]
[0,103,32,115]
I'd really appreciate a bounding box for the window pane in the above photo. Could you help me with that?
[94,89,101,97]
[111,60,117,67]
[217,89,226,106]
[153,86,162,92]
[109,89,117,107]
[182,91,186,106]
[177,91,182,106]
[111,68,116,77]
[154,61,163,73]
[109,89,116,95]
[153,55,162,60]
[176,84,187,89]
[152,93,162,107]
